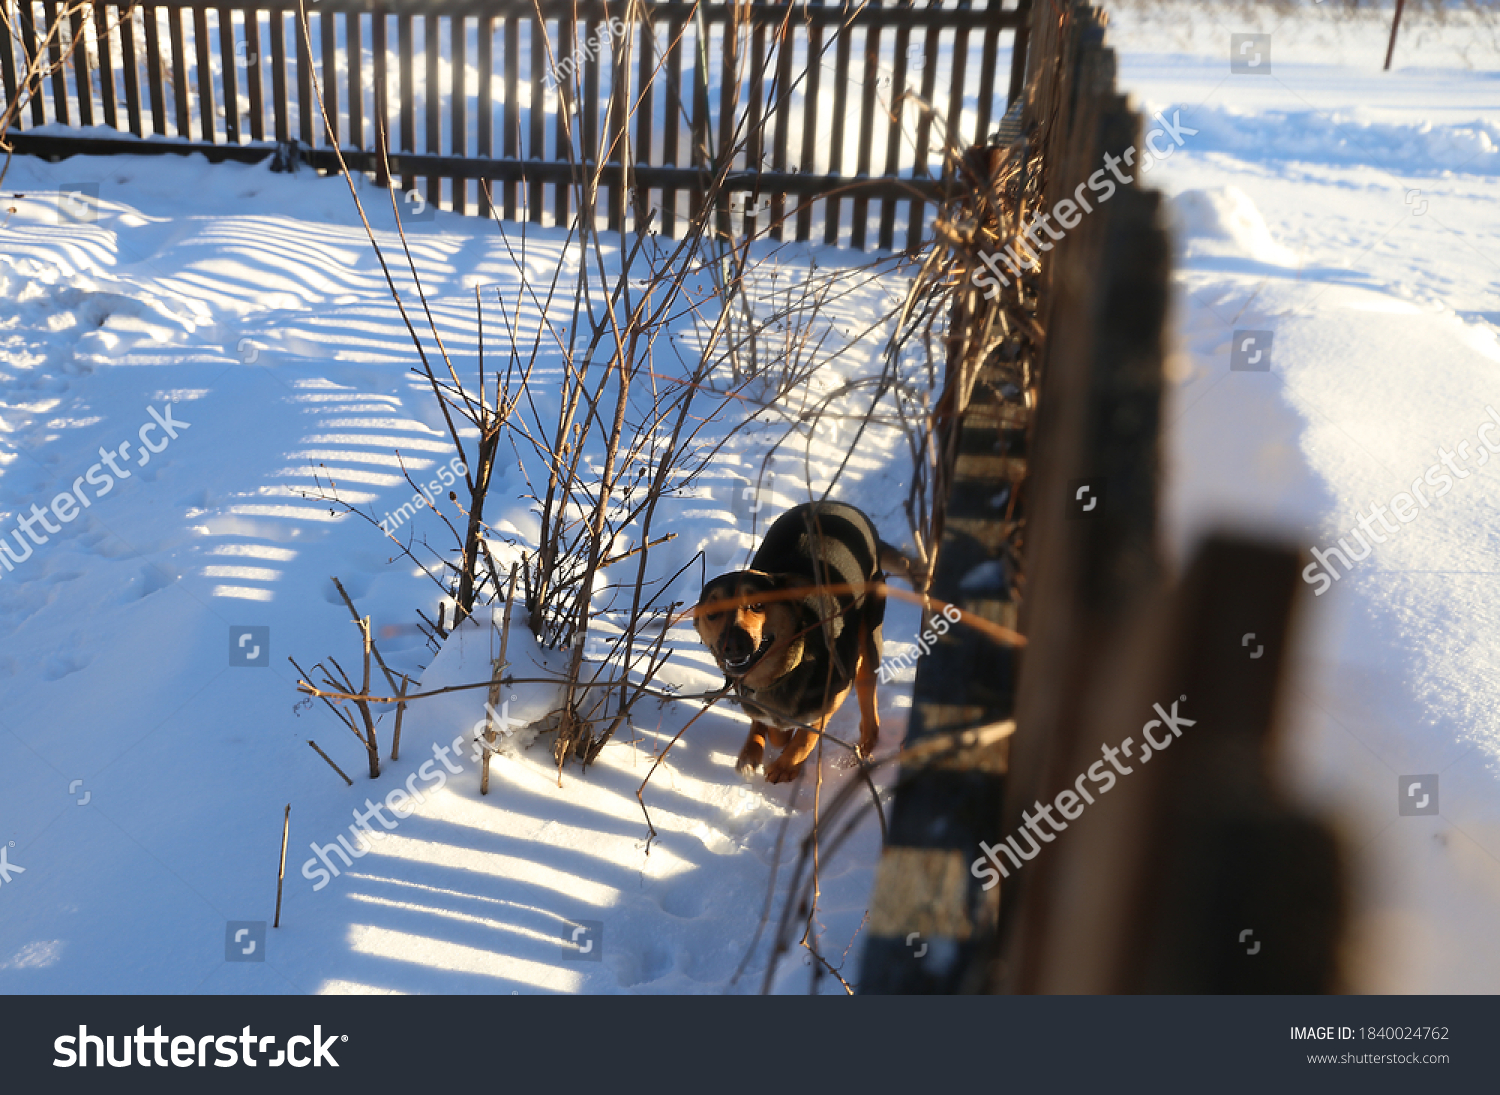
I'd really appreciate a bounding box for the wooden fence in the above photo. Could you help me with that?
[1,0,1032,249]
[860,0,1344,993]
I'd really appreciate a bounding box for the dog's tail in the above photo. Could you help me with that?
[878,541,929,592]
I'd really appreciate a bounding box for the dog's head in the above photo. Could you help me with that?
[694,570,809,688]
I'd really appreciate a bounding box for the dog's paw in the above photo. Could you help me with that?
[764,758,804,784]
[736,756,762,781]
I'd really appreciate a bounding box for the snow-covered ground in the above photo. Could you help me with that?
[1107,0,1500,992]
[3,0,1498,995]
[0,155,920,993]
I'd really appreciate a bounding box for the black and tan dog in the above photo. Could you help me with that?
[695,501,913,784]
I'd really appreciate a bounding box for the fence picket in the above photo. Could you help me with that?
[294,7,312,144]
[372,11,388,187]
[528,11,543,222]
[348,10,363,151]
[218,6,239,143]
[1,0,1030,250]
[69,2,93,127]
[119,3,144,136]
[244,8,263,141]
[398,12,413,194]
[452,13,466,212]
[193,6,215,142]
[502,14,518,220]
[424,14,439,208]
[45,1,69,125]
[94,2,118,129]
[477,13,493,217]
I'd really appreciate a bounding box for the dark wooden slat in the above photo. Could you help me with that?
[687,16,708,228]
[503,14,519,219]
[795,10,821,242]
[661,17,682,237]
[527,11,543,222]
[876,17,910,252]
[193,6,215,142]
[477,14,493,217]
[944,23,970,159]
[398,13,414,193]
[741,20,766,239]
[269,8,288,142]
[605,18,627,233]
[119,3,144,137]
[768,13,793,242]
[69,2,94,128]
[632,14,654,235]
[218,6,240,144]
[9,131,951,201]
[348,10,363,151]
[372,11,389,187]
[143,5,167,135]
[244,9,264,142]
[715,13,736,239]
[582,15,601,232]
[1007,0,1032,107]
[320,6,337,146]
[974,18,1000,144]
[295,6,313,144]
[93,3,119,129]
[45,2,69,125]
[822,6,852,245]
[452,14,466,213]
[424,13,439,209]
[167,5,190,137]
[850,6,882,251]
[8,127,954,216]
[553,16,574,227]
[907,19,941,251]
[0,4,19,119]
[14,1,44,127]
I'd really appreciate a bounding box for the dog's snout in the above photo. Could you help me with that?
[721,627,755,662]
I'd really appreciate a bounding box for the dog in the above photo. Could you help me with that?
[694,501,915,784]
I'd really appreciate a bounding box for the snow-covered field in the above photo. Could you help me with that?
[2,0,1498,995]
[1107,0,1500,992]
[0,155,920,993]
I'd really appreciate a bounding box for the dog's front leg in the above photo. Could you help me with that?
[764,726,818,784]
[855,634,880,760]
[736,721,772,780]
